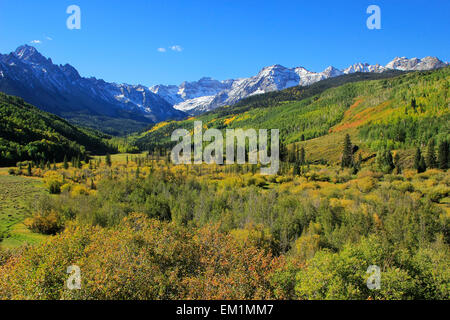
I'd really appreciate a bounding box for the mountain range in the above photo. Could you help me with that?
[0,45,185,135]
[0,45,448,133]
[152,57,448,115]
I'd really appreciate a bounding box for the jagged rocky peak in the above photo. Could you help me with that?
[258,64,291,76]
[14,45,50,65]
[343,62,385,74]
[60,63,81,80]
[150,76,233,106]
[385,56,448,71]
[0,45,184,122]
[14,45,38,58]
[322,66,343,77]
[385,57,420,70]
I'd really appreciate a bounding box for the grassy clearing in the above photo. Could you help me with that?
[92,152,148,164]
[0,174,48,249]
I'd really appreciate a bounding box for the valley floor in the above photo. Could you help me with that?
[0,173,48,249]
[0,154,448,300]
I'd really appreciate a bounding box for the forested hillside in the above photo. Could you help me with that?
[0,93,115,166]
[135,67,449,167]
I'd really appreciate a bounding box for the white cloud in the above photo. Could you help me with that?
[30,40,42,44]
[157,47,166,53]
[170,45,183,52]
[45,36,53,41]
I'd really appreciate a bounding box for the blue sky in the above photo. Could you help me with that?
[0,0,448,86]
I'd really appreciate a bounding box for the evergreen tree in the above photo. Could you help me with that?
[437,140,449,170]
[341,134,353,168]
[414,148,422,171]
[280,143,288,162]
[287,145,295,163]
[294,144,299,163]
[376,149,395,173]
[63,155,69,169]
[426,139,437,168]
[90,178,96,190]
[135,167,140,179]
[106,153,112,167]
[411,98,417,112]
[299,147,306,165]
[418,155,427,173]
[394,152,402,174]
[352,153,362,174]
[293,161,301,176]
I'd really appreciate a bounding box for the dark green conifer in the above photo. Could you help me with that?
[341,134,353,168]
[437,140,448,170]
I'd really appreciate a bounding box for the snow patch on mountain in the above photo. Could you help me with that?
[150,77,232,107]
[175,95,216,113]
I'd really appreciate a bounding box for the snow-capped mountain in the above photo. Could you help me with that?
[384,56,447,71]
[149,77,232,106]
[1,45,447,124]
[155,56,447,115]
[342,63,385,74]
[0,45,185,129]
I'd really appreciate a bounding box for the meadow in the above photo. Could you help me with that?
[0,173,47,249]
[0,149,448,299]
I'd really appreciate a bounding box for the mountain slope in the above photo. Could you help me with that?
[150,77,233,105]
[0,45,186,135]
[0,92,115,166]
[153,56,448,115]
[135,67,450,167]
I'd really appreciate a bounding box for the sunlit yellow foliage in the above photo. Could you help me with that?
[146,121,171,133]
[356,176,377,193]
[70,185,90,197]
[223,115,237,125]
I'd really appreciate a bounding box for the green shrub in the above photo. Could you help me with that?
[47,180,62,194]
[24,210,64,235]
